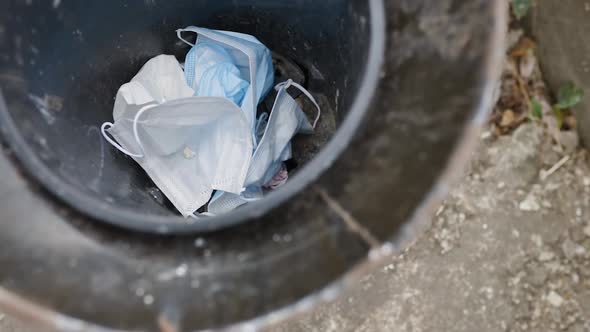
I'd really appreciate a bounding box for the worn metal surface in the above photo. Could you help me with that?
[0,0,505,331]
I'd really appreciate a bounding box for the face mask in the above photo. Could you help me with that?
[182,40,250,106]
[177,27,274,143]
[113,55,194,121]
[207,79,321,215]
[102,97,253,217]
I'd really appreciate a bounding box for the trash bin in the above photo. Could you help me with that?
[0,0,506,331]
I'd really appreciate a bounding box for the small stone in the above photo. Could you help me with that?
[526,264,548,287]
[143,294,154,305]
[559,130,579,155]
[576,208,583,218]
[538,251,555,262]
[435,206,445,216]
[520,194,540,211]
[546,291,564,307]
[512,229,520,238]
[480,131,492,140]
[583,177,590,187]
[562,239,579,260]
[584,224,590,237]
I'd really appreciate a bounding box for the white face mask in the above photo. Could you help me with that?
[113,55,194,120]
[177,27,275,145]
[101,98,253,217]
[208,79,321,215]
[102,54,252,216]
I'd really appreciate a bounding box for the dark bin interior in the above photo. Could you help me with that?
[0,0,372,231]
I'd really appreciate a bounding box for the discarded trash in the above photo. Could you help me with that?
[112,55,194,120]
[208,80,320,215]
[101,27,320,217]
[177,27,275,139]
[102,97,253,216]
[182,37,250,105]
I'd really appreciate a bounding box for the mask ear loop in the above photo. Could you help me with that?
[275,79,322,129]
[101,104,158,158]
[176,29,196,47]
[101,123,143,158]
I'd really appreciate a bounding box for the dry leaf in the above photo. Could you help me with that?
[509,37,536,58]
[501,110,516,127]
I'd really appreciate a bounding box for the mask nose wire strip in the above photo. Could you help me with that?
[275,79,322,129]
[176,29,196,47]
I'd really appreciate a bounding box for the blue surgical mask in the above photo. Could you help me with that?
[207,79,321,215]
[177,27,275,144]
[183,40,250,106]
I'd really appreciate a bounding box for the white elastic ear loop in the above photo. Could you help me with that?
[176,29,196,47]
[101,122,144,158]
[255,112,269,133]
[275,79,322,129]
[100,104,158,158]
